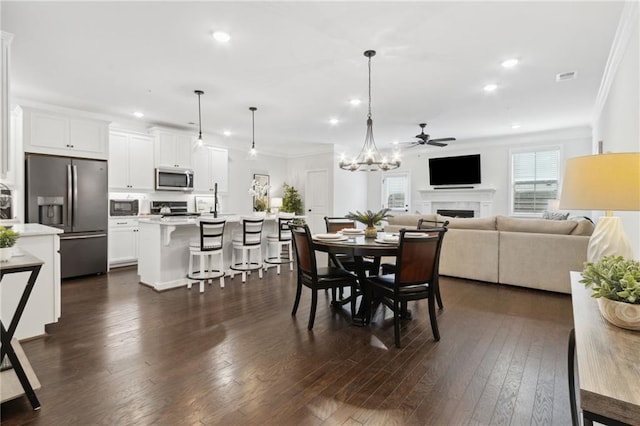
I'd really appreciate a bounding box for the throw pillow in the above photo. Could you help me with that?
[542,211,570,220]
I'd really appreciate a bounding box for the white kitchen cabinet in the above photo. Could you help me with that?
[193,146,228,193]
[108,130,154,191]
[109,217,139,266]
[151,128,193,169]
[22,107,109,159]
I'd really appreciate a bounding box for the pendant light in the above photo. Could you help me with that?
[194,90,204,146]
[249,106,257,156]
[338,50,401,172]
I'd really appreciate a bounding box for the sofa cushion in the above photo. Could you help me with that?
[496,215,578,235]
[386,213,437,227]
[542,211,570,220]
[570,218,595,236]
[436,214,497,230]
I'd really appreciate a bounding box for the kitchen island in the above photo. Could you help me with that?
[137,215,282,291]
[0,223,62,340]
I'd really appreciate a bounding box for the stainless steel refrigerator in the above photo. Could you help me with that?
[25,153,108,279]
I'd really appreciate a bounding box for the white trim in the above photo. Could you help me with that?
[592,1,639,125]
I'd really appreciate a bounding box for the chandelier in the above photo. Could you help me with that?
[339,50,401,172]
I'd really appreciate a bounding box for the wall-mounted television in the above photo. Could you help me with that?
[429,154,481,186]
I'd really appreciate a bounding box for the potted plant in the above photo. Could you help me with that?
[0,225,19,262]
[345,208,392,238]
[580,255,640,331]
[281,183,303,215]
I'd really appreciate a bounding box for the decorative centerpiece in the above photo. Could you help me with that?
[581,255,640,331]
[345,208,391,238]
[0,225,19,262]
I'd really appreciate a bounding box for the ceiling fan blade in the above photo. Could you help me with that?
[427,140,448,147]
[429,137,456,142]
[397,141,419,145]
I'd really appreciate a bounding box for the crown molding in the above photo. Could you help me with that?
[592,0,639,123]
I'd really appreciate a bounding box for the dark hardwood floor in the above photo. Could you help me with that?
[2,266,574,425]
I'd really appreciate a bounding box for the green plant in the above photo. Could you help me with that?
[581,255,640,304]
[281,183,303,215]
[345,208,392,227]
[0,226,19,248]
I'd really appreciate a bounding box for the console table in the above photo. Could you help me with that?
[569,271,640,425]
[1,253,44,410]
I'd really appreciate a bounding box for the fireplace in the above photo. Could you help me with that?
[418,187,496,217]
[437,209,474,218]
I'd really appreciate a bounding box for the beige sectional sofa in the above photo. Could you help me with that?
[384,214,594,294]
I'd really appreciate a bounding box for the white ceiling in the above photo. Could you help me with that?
[1,1,625,156]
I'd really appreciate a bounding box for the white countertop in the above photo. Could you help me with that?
[139,215,273,226]
[4,223,63,236]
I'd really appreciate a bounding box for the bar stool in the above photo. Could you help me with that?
[230,217,265,283]
[264,213,295,274]
[187,218,226,293]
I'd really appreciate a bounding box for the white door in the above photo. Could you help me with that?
[305,169,329,234]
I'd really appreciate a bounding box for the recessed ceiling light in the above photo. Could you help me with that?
[349,99,361,106]
[511,123,521,129]
[392,140,399,145]
[501,58,519,68]
[329,118,339,125]
[223,130,232,137]
[133,111,144,118]
[483,83,498,92]
[212,31,231,43]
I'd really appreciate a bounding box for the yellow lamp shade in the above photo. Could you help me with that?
[559,152,640,211]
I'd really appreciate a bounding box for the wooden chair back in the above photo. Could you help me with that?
[324,216,356,233]
[395,228,447,286]
[417,218,450,230]
[290,223,317,277]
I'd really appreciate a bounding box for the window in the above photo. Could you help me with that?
[382,173,410,212]
[511,148,560,214]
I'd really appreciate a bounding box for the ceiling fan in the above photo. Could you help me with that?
[399,123,456,148]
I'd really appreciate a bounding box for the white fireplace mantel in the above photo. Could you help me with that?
[418,187,496,217]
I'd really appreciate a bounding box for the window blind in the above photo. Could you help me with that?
[512,150,559,213]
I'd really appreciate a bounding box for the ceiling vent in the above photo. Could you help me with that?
[556,71,578,82]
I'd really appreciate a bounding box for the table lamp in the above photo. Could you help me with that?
[271,197,283,215]
[559,152,640,262]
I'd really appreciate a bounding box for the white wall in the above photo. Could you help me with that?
[593,3,640,257]
[366,126,592,217]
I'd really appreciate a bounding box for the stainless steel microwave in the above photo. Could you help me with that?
[155,168,194,191]
[110,199,139,216]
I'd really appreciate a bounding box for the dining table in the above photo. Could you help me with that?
[312,231,399,325]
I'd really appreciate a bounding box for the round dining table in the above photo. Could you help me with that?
[312,232,399,324]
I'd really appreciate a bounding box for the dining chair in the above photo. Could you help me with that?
[380,218,449,310]
[324,216,377,275]
[290,223,357,330]
[367,227,448,348]
[187,218,226,293]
